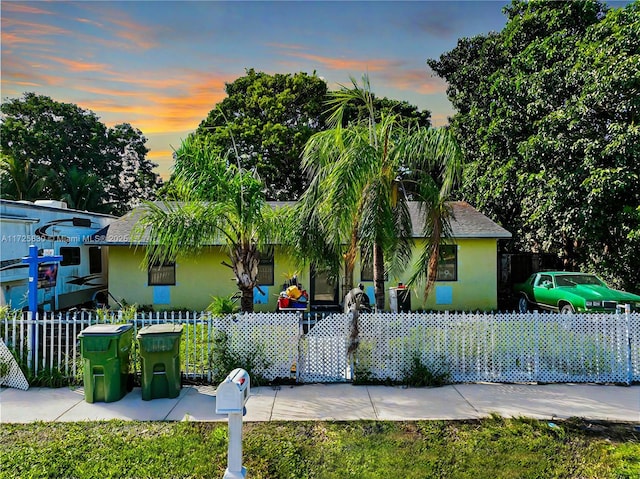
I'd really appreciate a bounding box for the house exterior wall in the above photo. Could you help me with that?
[354,238,500,311]
[107,246,307,312]
[107,238,499,312]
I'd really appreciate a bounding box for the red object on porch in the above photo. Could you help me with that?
[278,297,290,309]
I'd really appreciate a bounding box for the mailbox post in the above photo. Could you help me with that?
[216,368,251,479]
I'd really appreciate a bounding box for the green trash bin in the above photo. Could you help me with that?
[78,324,133,403]
[137,324,183,400]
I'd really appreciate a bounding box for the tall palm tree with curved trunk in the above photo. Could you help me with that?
[134,136,289,312]
[300,75,463,311]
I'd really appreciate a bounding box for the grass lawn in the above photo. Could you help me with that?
[1,416,638,478]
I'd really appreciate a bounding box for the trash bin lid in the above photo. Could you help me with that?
[79,323,133,336]
[137,323,184,337]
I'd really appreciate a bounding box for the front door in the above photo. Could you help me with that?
[310,268,339,310]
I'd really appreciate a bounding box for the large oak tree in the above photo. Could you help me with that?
[1,93,160,215]
[428,0,640,291]
[183,69,433,201]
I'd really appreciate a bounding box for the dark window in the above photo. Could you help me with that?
[436,245,457,281]
[148,262,176,286]
[60,247,81,266]
[257,251,274,286]
[89,247,102,274]
[360,248,387,281]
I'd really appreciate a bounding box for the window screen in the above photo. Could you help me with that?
[436,245,457,281]
[257,252,274,286]
[148,262,176,286]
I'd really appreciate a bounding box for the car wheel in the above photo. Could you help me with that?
[518,296,529,313]
[560,303,575,314]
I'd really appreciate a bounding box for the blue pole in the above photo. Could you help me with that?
[21,245,63,368]
[26,245,39,314]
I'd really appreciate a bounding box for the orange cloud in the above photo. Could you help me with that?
[1,56,68,86]
[107,73,188,90]
[147,149,174,159]
[1,3,54,15]
[71,3,160,50]
[1,18,70,36]
[81,85,144,97]
[284,51,403,72]
[0,31,51,46]
[45,55,110,73]
[10,80,42,88]
[278,48,446,97]
[74,72,230,135]
[113,27,158,50]
[379,69,448,95]
[430,113,452,127]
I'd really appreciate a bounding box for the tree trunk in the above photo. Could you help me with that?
[373,243,385,311]
[232,243,258,313]
[562,234,579,271]
[240,286,254,313]
[343,240,357,298]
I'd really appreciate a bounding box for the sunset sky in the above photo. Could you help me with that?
[0,1,628,179]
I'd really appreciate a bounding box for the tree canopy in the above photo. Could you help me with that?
[179,69,432,201]
[0,93,160,215]
[189,69,329,201]
[428,0,640,291]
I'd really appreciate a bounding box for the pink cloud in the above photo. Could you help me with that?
[1,18,70,36]
[72,3,161,50]
[285,51,403,72]
[45,55,110,73]
[379,69,448,95]
[1,3,54,15]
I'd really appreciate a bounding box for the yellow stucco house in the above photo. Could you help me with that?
[90,201,511,312]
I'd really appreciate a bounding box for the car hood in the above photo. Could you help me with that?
[561,284,640,302]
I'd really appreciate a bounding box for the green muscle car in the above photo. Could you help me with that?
[514,271,640,313]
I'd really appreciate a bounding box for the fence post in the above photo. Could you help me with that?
[533,310,540,382]
[618,304,632,385]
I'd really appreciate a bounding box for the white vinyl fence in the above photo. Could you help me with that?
[1,310,638,386]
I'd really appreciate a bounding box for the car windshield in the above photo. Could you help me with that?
[555,274,605,287]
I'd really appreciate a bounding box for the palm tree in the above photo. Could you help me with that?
[57,166,107,212]
[0,153,45,201]
[300,75,463,311]
[134,136,290,312]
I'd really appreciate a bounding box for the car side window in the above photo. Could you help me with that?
[536,274,553,288]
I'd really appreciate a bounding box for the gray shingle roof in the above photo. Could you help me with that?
[411,201,512,239]
[87,200,510,245]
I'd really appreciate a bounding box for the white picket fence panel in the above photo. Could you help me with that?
[1,310,638,385]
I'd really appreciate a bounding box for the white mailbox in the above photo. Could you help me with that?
[216,368,250,414]
[216,368,251,479]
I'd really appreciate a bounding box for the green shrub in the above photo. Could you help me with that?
[402,352,450,387]
[209,331,269,386]
[206,295,240,316]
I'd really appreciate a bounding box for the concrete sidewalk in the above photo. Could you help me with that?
[1,383,638,424]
